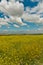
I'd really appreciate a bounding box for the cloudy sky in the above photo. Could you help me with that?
[0,0,43,34]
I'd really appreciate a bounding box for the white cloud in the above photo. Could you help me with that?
[7,26,10,28]
[22,0,43,23]
[13,24,20,28]
[0,16,27,27]
[22,11,43,23]
[0,0,43,26]
[0,0,24,17]
[22,12,40,23]
[0,0,27,26]
[19,0,24,1]
[9,16,27,26]
[2,29,9,33]
[9,0,15,2]
[31,0,39,2]
[0,18,9,25]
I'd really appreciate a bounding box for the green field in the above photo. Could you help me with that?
[0,35,43,65]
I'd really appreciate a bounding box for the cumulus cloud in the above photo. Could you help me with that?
[0,0,43,26]
[13,24,20,28]
[0,18,9,25]
[0,0,24,16]
[22,0,43,23]
[9,16,27,26]
[0,16,27,28]
[0,0,27,26]
[31,0,39,2]
[22,12,40,23]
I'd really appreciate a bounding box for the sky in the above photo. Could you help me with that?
[0,0,43,34]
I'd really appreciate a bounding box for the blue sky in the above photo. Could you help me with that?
[0,0,43,34]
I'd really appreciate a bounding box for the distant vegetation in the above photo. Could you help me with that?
[0,35,43,65]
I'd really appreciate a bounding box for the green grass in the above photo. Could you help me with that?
[0,35,43,65]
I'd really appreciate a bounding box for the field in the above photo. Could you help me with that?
[0,35,43,65]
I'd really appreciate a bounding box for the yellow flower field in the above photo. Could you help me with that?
[0,35,43,65]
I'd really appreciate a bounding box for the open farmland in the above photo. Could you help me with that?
[0,35,43,65]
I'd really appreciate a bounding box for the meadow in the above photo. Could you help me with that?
[0,35,43,65]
